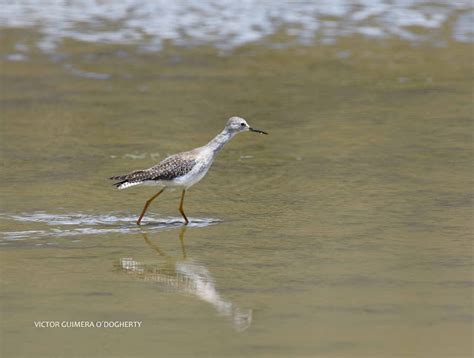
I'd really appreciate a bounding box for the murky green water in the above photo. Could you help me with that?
[1,26,473,357]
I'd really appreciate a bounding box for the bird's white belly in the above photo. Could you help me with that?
[173,161,212,188]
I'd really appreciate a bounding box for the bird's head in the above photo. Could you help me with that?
[225,116,268,135]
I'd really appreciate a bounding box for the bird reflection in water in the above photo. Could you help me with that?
[117,226,252,331]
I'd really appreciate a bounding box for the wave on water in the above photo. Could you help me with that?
[0,212,219,242]
[0,0,472,54]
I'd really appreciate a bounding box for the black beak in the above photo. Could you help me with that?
[249,127,268,135]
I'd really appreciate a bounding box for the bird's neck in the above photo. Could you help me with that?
[207,128,236,154]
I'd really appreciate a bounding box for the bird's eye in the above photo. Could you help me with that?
[240,123,245,126]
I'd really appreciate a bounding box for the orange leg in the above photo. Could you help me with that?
[179,189,189,225]
[136,188,165,225]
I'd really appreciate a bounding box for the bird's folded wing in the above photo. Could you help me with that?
[148,155,196,181]
[110,154,196,189]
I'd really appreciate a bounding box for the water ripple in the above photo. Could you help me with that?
[0,212,219,242]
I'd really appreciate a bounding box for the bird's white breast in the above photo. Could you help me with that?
[168,150,214,189]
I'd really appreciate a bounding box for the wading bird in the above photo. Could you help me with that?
[110,116,267,225]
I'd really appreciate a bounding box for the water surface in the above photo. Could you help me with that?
[1,2,473,357]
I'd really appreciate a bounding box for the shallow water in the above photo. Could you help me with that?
[1,2,473,357]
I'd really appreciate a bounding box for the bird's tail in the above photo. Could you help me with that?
[109,170,148,190]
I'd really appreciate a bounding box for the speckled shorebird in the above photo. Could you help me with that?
[110,116,267,225]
